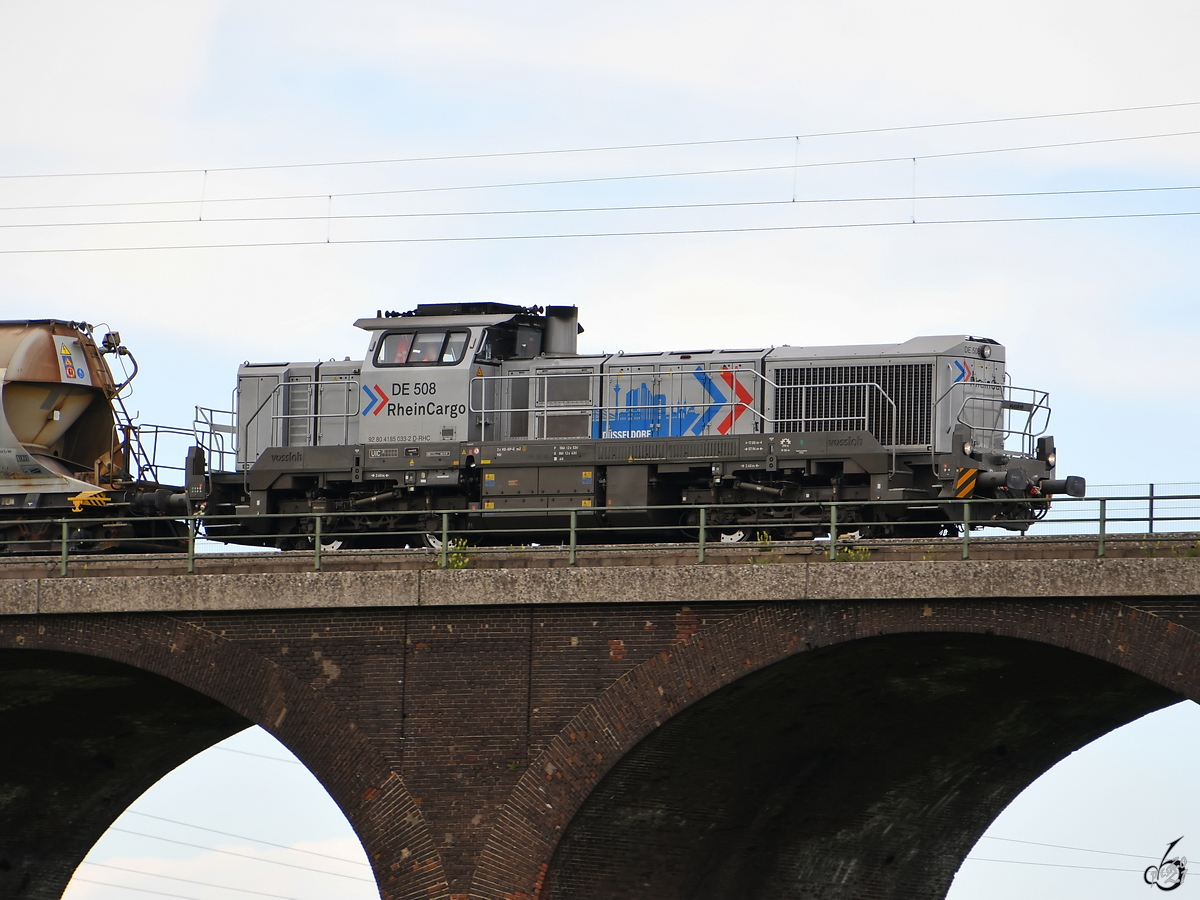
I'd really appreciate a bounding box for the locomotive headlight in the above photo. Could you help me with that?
[1036,436,1056,468]
[961,439,974,456]
[980,344,992,359]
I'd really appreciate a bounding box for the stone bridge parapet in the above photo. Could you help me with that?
[0,554,1197,900]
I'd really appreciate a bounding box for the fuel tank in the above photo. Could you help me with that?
[0,320,124,498]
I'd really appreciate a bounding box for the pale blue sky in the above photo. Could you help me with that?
[2,3,1198,898]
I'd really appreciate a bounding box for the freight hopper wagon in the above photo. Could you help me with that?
[0,320,193,552]
[198,304,1084,548]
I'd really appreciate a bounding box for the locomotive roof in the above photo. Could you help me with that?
[354,313,526,331]
[766,334,1001,358]
[355,301,548,331]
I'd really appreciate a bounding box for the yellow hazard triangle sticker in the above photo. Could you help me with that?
[476,367,483,377]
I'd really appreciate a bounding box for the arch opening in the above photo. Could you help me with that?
[546,632,1182,900]
[0,649,251,899]
[62,725,379,900]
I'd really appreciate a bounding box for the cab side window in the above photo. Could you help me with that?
[375,330,470,366]
[379,332,414,365]
[441,331,469,363]
[407,332,446,364]
[476,326,541,361]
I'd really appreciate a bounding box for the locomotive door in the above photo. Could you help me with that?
[284,366,316,446]
[469,361,501,442]
[605,364,659,438]
[533,366,596,439]
[501,366,531,440]
[705,360,759,435]
[654,359,760,437]
[315,361,361,447]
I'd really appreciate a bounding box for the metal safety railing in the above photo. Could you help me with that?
[468,369,900,468]
[239,378,363,456]
[4,490,1197,576]
[936,381,1051,458]
[193,406,238,473]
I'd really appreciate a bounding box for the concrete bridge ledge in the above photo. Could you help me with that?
[0,557,1194,615]
[0,580,36,615]
[34,569,420,615]
[807,557,1200,601]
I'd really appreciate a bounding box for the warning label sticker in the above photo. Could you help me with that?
[57,340,93,386]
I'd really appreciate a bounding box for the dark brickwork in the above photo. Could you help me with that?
[0,594,1197,900]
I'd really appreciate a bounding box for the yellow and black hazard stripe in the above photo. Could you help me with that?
[955,468,979,499]
[68,490,110,513]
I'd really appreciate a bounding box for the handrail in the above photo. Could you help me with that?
[468,369,900,469]
[238,377,362,469]
[194,406,237,473]
[7,491,1197,575]
[933,379,1051,457]
[954,385,1051,457]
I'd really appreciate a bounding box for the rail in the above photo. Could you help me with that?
[5,491,1198,576]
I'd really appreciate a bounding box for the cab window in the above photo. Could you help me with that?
[375,330,470,366]
[407,331,446,364]
[378,332,414,365]
[441,332,470,363]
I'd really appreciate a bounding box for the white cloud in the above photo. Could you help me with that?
[0,2,224,168]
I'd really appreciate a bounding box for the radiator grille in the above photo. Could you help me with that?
[773,364,932,446]
[595,440,738,461]
[597,442,665,461]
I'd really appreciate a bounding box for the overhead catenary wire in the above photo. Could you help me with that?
[3,127,1200,216]
[962,857,1145,873]
[3,208,1200,254]
[980,834,1162,861]
[80,861,311,900]
[4,184,1200,231]
[71,877,206,900]
[4,98,1200,180]
[127,811,371,866]
[106,828,376,881]
[211,746,304,765]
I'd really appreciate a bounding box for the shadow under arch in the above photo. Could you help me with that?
[0,649,251,899]
[473,599,1200,900]
[0,614,448,900]
[545,632,1182,899]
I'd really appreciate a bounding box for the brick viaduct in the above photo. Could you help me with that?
[1,553,1199,900]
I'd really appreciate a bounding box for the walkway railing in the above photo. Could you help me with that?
[2,489,1198,576]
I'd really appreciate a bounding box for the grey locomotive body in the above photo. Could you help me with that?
[202,303,1083,546]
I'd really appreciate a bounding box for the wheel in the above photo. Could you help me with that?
[67,527,100,553]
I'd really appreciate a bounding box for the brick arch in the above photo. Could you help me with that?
[471,598,1200,900]
[0,613,449,900]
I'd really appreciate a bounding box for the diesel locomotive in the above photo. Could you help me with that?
[189,303,1085,547]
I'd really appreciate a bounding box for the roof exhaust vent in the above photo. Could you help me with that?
[543,306,582,356]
